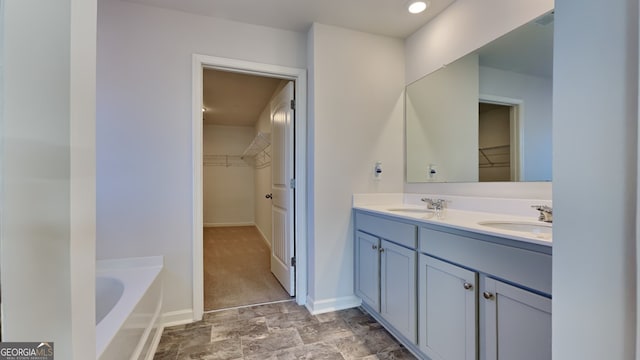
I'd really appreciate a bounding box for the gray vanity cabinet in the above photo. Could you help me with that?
[419,226,552,360]
[354,212,418,344]
[482,277,551,360]
[418,255,477,360]
[380,239,417,342]
[354,210,551,360]
[355,231,381,310]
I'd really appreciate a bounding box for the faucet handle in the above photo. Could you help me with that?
[531,205,553,223]
[422,198,446,209]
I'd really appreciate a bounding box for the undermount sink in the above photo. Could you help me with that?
[478,221,552,235]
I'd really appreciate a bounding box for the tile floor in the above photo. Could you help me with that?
[153,301,417,360]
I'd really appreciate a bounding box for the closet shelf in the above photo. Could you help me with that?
[479,144,510,168]
[242,132,271,158]
[203,154,247,167]
[241,132,271,169]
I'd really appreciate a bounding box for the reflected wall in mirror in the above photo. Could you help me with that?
[406,11,554,183]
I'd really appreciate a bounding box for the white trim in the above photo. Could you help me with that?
[161,309,194,328]
[143,324,165,360]
[255,224,272,249]
[192,54,308,322]
[203,222,255,227]
[305,295,362,315]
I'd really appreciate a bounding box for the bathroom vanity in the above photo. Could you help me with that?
[353,194,552,360]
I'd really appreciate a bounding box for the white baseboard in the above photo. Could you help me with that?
[305,295,362,315]
[255,225,271,249]
[203,222,255,227]
[161,309,194,328]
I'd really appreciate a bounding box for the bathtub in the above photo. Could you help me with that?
[96,256,163,360]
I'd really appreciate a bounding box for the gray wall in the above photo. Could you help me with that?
[553,0,638,357]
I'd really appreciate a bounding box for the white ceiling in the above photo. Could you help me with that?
[122,0,457,38]
[177,0,455,127]
[203,69,283,127]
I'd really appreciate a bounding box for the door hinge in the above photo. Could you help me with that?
[290,99,295,110]
[289,178,296,189]
[291,256,296,267]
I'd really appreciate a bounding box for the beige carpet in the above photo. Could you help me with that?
[204,226,291,311]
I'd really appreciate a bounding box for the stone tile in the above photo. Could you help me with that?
[210,317,269,342]
[156,336,181,354]
[203,309,240,324]
[153,343,178,360]
[241,328,304,357]
[344,314,384,335]
[155,305,410,360]
[296,319,354,345]
[279,301,305,314]
[175,326,214,351]
[158,325,212,353]
[330,329,401,360]
[376,347,418,360]
[336,308,367,320]
[244,342,345,360]
[238,303,287,320]
[177,338,242,360]
[266,311,319,330]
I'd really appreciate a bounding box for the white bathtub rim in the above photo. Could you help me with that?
[96,256,163,359]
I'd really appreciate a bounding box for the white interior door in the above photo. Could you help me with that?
[270,81,295,296]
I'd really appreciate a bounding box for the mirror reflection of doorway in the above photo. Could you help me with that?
[479,102,513,182]
[202,69,293,312]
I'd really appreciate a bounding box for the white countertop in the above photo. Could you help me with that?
[353,194,552,247]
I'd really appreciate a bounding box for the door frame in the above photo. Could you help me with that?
[191,54,307,321]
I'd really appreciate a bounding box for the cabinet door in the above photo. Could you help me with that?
[355,231,380,311]
[380,239,417,343]
[482,277,551,360]
[419,255,477,360]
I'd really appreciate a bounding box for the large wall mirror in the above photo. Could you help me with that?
[406,11,554,183]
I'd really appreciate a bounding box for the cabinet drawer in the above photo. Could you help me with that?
[420,227,551,295]
[356,212,417,249]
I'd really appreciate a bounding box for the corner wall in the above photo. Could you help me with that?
[307,23,405,311]
[553,0,637,358]
[2,0,96,358]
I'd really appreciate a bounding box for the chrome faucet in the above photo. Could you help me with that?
[421,198,447,219]
[421,198,445,210]
[532,205,553,223]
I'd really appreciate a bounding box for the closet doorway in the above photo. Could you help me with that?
[478,98,522,182]
[202,69,292,311]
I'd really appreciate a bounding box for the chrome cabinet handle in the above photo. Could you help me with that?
[483,292,494,300]
[463,282,473,290]
[372,244,378,250]
[379,248,385,253]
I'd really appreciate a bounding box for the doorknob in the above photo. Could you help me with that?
[265,193,273,199]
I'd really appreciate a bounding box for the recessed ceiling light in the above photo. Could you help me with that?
[408,1,429,14]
